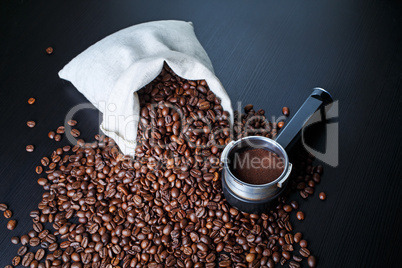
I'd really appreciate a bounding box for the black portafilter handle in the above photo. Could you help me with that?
[274,88,333,150]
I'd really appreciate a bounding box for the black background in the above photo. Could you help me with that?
[0,0,401,267]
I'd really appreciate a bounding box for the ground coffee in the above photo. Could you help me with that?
[231,148,284,184]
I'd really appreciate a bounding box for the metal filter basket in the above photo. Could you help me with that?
[221,88,333,213]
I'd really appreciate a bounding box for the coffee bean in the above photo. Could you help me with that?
[7,219,17,230]
[4,209,12,218]
[68,119,77,126]
[70,129,80,137]
[20,235,29,245]
[18,246,28,256]
[278,121,284,129]
[26,145,34,152]
[56,126,65,134]
[28,98,36,104]
[294,232,302,243]
[54,134,61,141]
[0,203,7,211]
[299,247,311,258]
[319,192,326,200]
[29,237,40,247]
[296,211,304,221]
[22,252,35,266]
[33,222,43,232]
[5,265,13,268]
[35,248,45,261]
[300,239,308,248]
[46,47,53,54]
[282,106,290,116]
[11,236,20,244]
[48,131,55,139]
[35,166,43,174]
[12,256,21,266]
[290,201,299,210]
[244,104,253,112]
[27,121,36,128]
[289,261,301,268]
[307,255,317,267]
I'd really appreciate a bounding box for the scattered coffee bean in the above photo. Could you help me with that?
[282,106,290,116]
[35,166,43,174]
[308,255,317,267]
[26,145,34,152]
[7,219,17,230]
[46,47,53,54]
[70,129,80,137]
[20,235,29,245]
[54,134,61,141]
[278,121,284,129]
[28,98,35,104]
[299,247,311,258]
[18,245,28,256]
[27,121,36,128]
[296,211,305,221]
[11,236,20,244]
[319,192,326,200]
[67,119,77,126]
[0,203,8,211]
[35,248,45,261]
[48,131,55,139]
[4,209,12,218]
[22,252,34,266]
[12,256,21,266]
[299,239,308,248]
[56,126,65,134]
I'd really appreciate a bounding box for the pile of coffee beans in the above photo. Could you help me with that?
[3,64,325,268]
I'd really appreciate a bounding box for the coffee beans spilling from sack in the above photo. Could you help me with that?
[4,64,323,267]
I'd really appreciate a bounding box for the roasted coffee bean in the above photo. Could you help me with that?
[296,211,305,221]
[290,200,299,210]
[18,246,28,256]
[28,97,36,104]
[289,261,301,268]
[33,222,43,232]
[70,129,80,137]
[12,256,21,266]
[35,248,45,261]
[46,47,53,54]
[299,239,308,248]
[35,166,43,174]
[0,203,7,211]
[54,134,61,141]
[294,232,302,243]
[68,119,77,126]
[278,121,284,128]
[282,107,289,116]
[319,192,326,200]
[29,237,40,247]
[27,121,36,128]
[7,219,17,230]
[48,131,55,139]
[26,145,35,152]
[22,252,35,266]
[299,247,311,258]
[11,236,20,244]
[56,126,65,134]
[308,255,317,267]
[4,209,12,218]
[21,235,29,245]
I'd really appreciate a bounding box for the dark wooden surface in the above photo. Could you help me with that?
[0,0,401,266]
